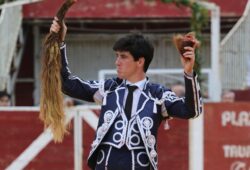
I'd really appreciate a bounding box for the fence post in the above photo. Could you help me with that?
[74,109,83,170]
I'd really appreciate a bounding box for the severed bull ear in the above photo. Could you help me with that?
[173,32,200,56]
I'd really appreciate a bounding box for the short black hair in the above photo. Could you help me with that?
[0,91,10,99]
[113,33,154,72]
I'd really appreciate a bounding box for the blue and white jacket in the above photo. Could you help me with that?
[60,45,203,170]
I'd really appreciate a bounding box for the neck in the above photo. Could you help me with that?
[127,73,146,83]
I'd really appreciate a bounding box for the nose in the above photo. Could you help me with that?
[115,56,120,66]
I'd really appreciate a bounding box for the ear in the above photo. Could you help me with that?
[137,57,145,69]
[137,57,145,68]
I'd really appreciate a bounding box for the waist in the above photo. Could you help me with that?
[96,145,150,170]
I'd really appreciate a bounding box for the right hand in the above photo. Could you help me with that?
[50,17,67,42]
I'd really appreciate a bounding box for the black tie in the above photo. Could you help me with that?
[124,85,137,120]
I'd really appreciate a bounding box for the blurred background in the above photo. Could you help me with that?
[0,0,250,170]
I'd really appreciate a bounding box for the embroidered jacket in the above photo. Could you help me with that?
[60,45,203,170]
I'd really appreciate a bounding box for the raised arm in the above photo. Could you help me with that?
[50,17,99,102]
[60,44,99,102]
[161,35,203,119]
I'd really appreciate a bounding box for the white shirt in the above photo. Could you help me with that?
[93,78,147,118]
[125,78,147,117]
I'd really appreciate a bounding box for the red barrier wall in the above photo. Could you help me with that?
[0,109,188,170]
[204,103,250,170]
[0,111,74,170]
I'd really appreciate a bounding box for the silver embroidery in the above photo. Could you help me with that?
[101,123,109,133]
[104,111,113,123]
[141,117,153,130]
[97,128,104,139]
[91,140,98,148]
[97,149,105,165]
[115,120,125,130]
[126,119,144,149]
[91,110,117,150]
[131,121,140,133]
[113,132,122,143]
[147,135,156,148]
[150,150,157,158]
[140,117,158,161]
[162,91,180,102]
[137,152,150,167]
[130,134,141,146]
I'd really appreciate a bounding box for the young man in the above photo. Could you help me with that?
[50,19,203,170]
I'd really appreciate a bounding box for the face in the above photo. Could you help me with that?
[115,51,144,82]
[0,96,10,106]
[221,91,235,102]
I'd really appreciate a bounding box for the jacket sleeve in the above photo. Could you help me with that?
[60,44,99,102]
[162,72,203,119]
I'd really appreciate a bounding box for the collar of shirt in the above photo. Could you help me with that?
[124,78,147,117]
[125,78,147,91]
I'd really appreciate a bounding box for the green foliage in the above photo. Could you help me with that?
[160,0,209,85]
[162,0,192,6]
[189,2,209,84]
[0,0,15,5]
[0,0,5,5]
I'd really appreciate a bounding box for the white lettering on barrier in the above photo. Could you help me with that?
[230,161,247,170]
[221,111,250,127]
[223,145,250,158]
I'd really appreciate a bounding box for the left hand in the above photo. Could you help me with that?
[180,46,195,75]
